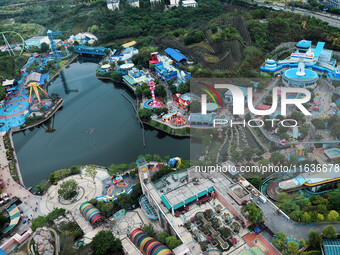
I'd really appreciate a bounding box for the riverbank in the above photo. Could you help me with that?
[96,74,136,92]
[49,54,79,82]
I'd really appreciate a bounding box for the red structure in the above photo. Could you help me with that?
[149,52,160,64]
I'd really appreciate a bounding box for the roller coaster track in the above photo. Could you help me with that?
[0,31,25,55]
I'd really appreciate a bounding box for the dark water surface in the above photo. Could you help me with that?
[13,59,190,187]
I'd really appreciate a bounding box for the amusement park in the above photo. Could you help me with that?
[1,1,340,252]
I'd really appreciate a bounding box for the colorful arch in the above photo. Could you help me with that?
[130,229,174,255]
[0,31,25,56]
[79,202,104,225]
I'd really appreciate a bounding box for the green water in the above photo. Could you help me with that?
[13,59,191,187]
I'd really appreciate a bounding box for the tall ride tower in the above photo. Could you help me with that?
[47,30,62,62]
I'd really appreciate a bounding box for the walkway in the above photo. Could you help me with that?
[39,167,108,215]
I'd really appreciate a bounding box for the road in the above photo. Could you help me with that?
[255,0,340,27]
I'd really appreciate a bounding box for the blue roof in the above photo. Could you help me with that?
[323,239,340,255]
[284,68,318,80]
[164,48,187,62]
[296,40,311,48]
[314,42,325,58]
[0,249,5,255]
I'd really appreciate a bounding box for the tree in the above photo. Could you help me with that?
[31,216,48,231]
[272,232,286,251]
[311,118,326,129]
[58,180,78,200]
[301,212,312,223]
[157,232,170,244]
[46,208,66,224]
[142,223,157,238]
[85,167,98,184]
[154,107,168,117]
[327,210,339,222]
[309,230,321,248]
[0,214,8,230]
[91,230,122,255]
[154,85,167,99]
[134,86,142,98]
[70,165,81,175]
[244,202,263,225]
[322,225,337,239]
[287,241,299,255]
[138,108,152,121]
[329,191,340,210]
[166,236,182,250]
[40,42,50,53]
[270,152,286,165]
[290,112,306,123]
[153,154,162,162]
[111,71,122,82]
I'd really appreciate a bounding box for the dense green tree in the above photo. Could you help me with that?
[91,230,122,255]
[142,223,157,238]
[327,210,339,221]
[0,214,8,230]
[287,241,299,255]
[272,232,286,251]
[244,202,263,225]
[157,232,170,244]
[165,236,182,250]
[58,180,78,199]
[138,108,153,121]
[309,230,322,248]
[31,216,48,231]
[322,225,337,239]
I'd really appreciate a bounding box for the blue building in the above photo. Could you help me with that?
[154,54,191,83]
[74,45,107,56]
[260,40,340,82]
[282,62,319,89]
[164,48,187,63]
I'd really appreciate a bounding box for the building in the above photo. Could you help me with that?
[25,72,42,85]
[164,48,187,63]
[107,0,139,9]
[122,68,153,88]
[188,113,216,126]
[24,36,50,49]
[153,53,190,83]
[135,158,252,239]
[182,0,198,7]
[239,246,266,255]
[128,0,140,7]
[110,47,139,62]
[67,32,98,45]
[321,0,340,8]
[324,148,340,162]
[175,93,198,107]
[260,40,340,81]
[73,45,107,56]
[107,0,120,9]
[279,169,340,192]
[322,239,340,255]
[282,61,319,89]
[169,0,198,6]
[2,79,15,88]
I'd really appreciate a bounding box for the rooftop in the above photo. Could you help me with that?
[284,68,318,81]
[188,113,215,123]
[164,48,187,62]
[323,239,340,255]
[296,40,311,48]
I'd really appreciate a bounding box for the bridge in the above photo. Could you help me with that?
[73,45,107,56]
